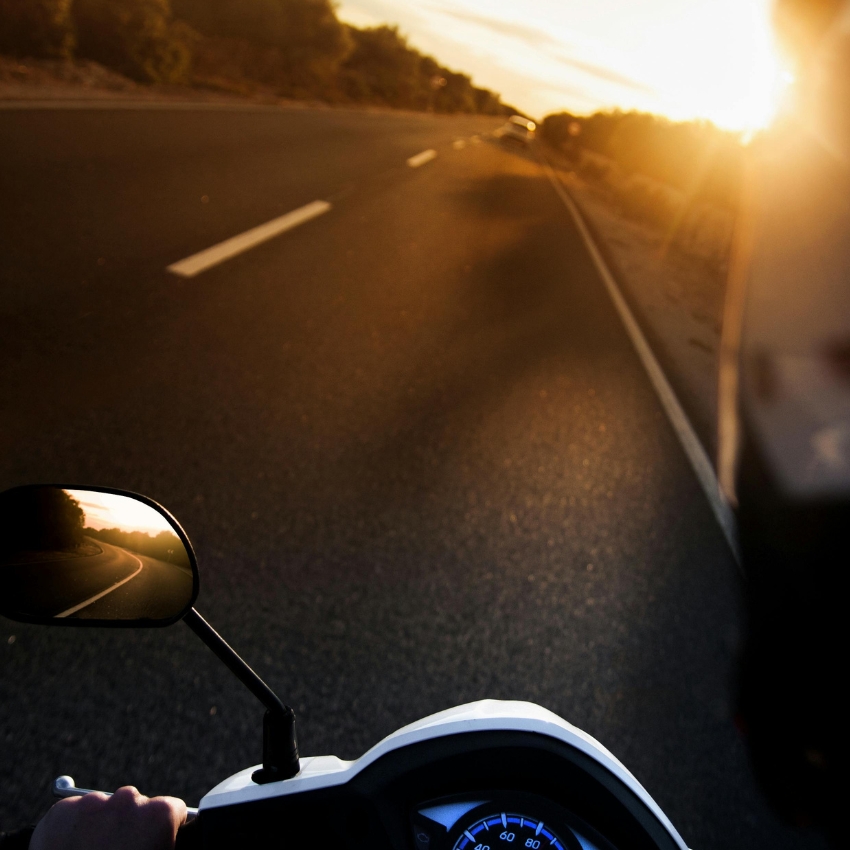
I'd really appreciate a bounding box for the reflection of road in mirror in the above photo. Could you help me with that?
[2,536,193,621]
[0,486,194,622]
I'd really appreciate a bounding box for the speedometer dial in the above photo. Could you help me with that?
[452,813,567,850]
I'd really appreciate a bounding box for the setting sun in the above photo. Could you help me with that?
[629,0,794,131]
[339,0,795,131]
[66,490,175,536]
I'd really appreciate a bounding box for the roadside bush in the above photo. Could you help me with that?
[577,150,620,188]
[173,0,351,95]
[436,70,477,114]
[86,526,191,568]
[673,203,735,269]
[0,0,74,59]
[541,112,578,149]
[72,0,191,83]
[1,0,506,111]
[340,26,422,107]
[0,487,84,554]
[619,173,684,230]
[473,87,501,115]
[188,33,283,93]
[543,109,743,213]
[338,25,501,113]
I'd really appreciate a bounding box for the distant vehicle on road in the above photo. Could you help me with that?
[497,115,537,146]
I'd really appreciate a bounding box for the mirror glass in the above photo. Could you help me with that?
[0,487,196,625]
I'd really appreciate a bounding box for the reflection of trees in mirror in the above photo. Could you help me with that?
[0,487,88,565]
[84,527,190,569]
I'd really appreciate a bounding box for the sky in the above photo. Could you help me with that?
[337,0,792,131]
[66,490,176,536]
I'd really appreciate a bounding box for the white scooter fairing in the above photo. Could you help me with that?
[197,700,689,850]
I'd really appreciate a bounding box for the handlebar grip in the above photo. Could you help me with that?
[175,815,201,850]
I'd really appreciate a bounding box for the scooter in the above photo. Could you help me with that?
[0,485,689,850]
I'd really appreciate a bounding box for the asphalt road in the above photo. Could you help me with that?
[0,104,826,850]
[2,538,193,621]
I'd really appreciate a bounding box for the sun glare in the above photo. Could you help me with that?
[340,0,795,134]
[66,490,175,536]
[629,0,793,132]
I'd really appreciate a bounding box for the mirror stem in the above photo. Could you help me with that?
[183,608,299,783]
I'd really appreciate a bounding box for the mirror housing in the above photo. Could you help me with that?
[0,484,299,781]
[0,485,198,627]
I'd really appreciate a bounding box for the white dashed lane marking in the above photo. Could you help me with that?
[407,149,438,168]
[167,200,332,278]
[167,133,485,279]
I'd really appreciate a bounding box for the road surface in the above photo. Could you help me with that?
[0,104,827,850]
[2,538,191,620]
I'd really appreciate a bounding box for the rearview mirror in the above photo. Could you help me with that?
[0,486,198,626]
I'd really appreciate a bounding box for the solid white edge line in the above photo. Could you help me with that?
[539,153,740,563]
[55,554,144,618]
[167,200,331,278]
[407,149,438,168]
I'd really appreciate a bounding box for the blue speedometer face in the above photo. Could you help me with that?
[452,813,566,850]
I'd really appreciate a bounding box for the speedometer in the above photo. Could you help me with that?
[453,813,568,850]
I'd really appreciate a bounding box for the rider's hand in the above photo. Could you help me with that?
[30,786,187,850]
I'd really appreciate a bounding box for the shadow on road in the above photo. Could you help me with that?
[325,164,628,531]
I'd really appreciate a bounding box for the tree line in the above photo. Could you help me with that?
[541,109,743,212]
[85,526,191,568]
[0,0,513,114]
[0,487,85,554]
[540,109,744,271]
